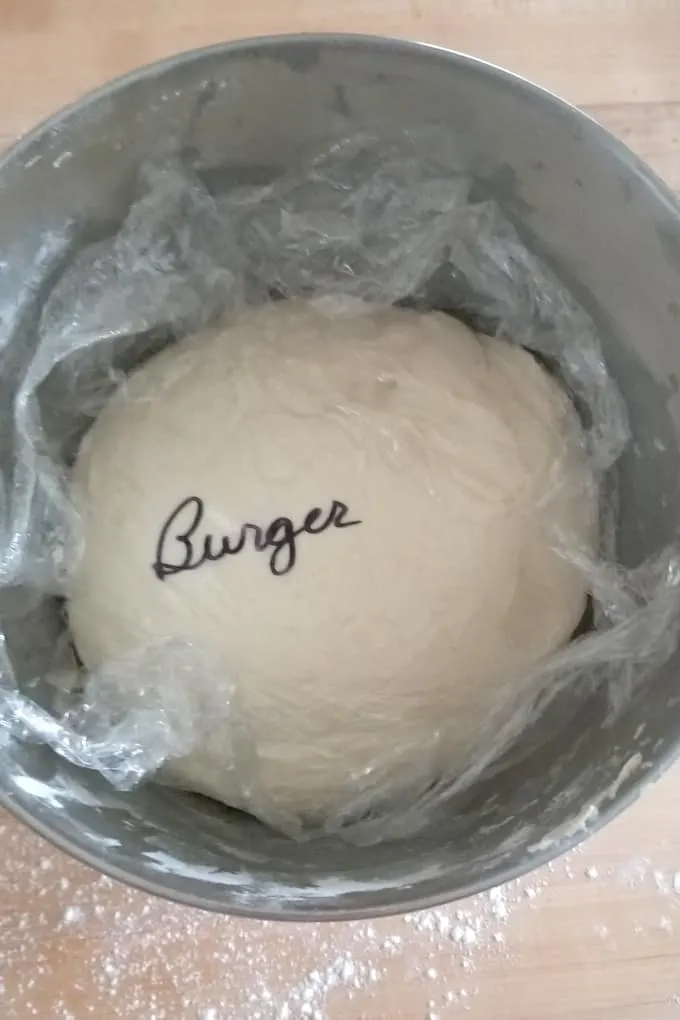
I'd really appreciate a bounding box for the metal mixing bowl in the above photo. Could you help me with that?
[2,34,680,920]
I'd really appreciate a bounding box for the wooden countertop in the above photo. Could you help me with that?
[1,2,680,1018]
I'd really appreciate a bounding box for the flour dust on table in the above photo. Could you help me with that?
[4,810,680,1019]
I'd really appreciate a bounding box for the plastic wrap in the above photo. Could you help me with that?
[1,130,679,845]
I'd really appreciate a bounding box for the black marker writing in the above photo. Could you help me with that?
[152,497,361,581]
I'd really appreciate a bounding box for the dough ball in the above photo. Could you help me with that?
[67,301,597,822]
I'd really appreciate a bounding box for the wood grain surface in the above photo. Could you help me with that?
[1,2,680,1018]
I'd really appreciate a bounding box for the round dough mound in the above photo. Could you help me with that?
[68,301,596,823]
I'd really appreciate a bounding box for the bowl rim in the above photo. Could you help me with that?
[2,31,680,920]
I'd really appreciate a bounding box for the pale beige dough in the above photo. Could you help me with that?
[67,301,597,822]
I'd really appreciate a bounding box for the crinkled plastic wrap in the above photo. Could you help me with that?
[1,131,679,845]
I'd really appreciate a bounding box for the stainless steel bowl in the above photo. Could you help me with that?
[2,34,680,920]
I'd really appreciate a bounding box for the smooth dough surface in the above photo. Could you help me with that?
[68,301,597,822]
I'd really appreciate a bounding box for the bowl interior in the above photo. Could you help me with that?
[2,35,680,918]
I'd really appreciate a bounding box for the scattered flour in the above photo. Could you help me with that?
[61,905,84,926]
[1,812,680,1018]
[0,814,539,1019]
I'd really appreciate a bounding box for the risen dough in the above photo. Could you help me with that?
[68,301,596,822]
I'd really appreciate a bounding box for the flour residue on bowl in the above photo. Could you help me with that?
[0,811,541,1019]
[5,794,680,1020]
